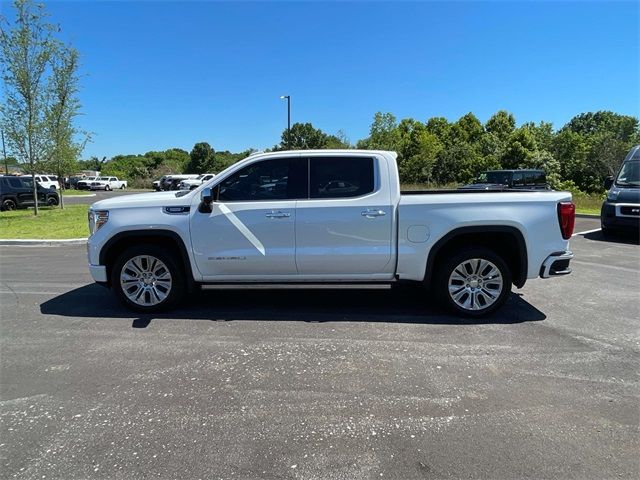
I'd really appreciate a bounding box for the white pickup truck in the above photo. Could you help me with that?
[87,150,575,316]
[90,177,127,191]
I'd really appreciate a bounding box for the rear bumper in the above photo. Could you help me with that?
[540,250,573,278]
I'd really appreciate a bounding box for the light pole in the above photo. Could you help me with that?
[280,95,290,149]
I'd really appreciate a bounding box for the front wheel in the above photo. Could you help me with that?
[435,247,512,317]
[105,185,112,191]
[1,199,17,211]
[112,246,186,312]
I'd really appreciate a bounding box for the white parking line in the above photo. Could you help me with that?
[572,228,601,237]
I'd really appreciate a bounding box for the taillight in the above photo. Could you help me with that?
[557,202,575,239]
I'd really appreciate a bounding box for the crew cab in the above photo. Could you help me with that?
[87,150,575,316]
[90,177,127,191]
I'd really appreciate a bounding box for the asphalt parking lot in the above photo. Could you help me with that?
[0,217,638,479]
[63,189,152,205]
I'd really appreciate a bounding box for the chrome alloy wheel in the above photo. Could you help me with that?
[120,255,172,307]
[448,258,503,311]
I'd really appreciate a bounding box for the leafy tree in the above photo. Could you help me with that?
[501,128,538,169]
[454,112,484,144]
[325,129,351,149]
[1,0,86,212]
[1,0,57,214]
[41,44,86,208]
[485,110,516,143]
[358,112,399,150]
[185,142,216,173]
[280,122,328,150]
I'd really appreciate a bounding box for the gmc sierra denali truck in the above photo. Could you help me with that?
[87,150,575,317]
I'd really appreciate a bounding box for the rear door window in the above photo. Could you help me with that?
[309,157,374,199]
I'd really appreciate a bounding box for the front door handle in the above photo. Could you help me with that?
[266,211,291,219]
[361,209,386,218]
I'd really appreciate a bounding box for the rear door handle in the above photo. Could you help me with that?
[361,209,386,218]
[266,211,291,219]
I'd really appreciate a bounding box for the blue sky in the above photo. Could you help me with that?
[2,0,638,158]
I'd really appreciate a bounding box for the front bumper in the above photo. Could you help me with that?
[601,202,640,230]
[540,250,573,279]
[89,264,107,282]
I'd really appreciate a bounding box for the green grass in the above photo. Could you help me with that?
[573,194,604,215]
[0,205,89,239]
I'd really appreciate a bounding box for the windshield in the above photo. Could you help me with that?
[475,171,511,184]
[615,160,640,187]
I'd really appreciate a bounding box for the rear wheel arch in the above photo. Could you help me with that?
[424,226,528,289]
[100,230,196,291]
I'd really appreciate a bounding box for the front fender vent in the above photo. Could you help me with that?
[163,206,190,215]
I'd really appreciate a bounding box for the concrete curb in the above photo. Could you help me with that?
[62,193,96,198]
[0,238,87,246]
[576,213,600,219]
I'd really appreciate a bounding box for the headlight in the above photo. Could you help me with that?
[88,209,109,235]
[607,189,620,201]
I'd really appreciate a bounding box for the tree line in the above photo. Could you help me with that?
[95,109,639,193]
[272,110,639,193]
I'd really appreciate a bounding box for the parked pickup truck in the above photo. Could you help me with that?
[87,150,575,316]
[179,173,216,190]
[90,177,127,191]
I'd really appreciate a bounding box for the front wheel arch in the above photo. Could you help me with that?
[100,230,196,292]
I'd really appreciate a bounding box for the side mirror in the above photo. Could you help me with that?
[603,176,614,190]
[201,187,214,205]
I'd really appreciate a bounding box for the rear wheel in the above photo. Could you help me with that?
[435,247,512,317]
[2,199,17,211]
[46,196,59,206]
[112,246,186,312]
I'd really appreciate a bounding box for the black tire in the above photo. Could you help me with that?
[111,245,186,313]
[120,184,125,189]
[105,185,112,191]
[435,246,512,317]
[46,196,59,206]
[2,199,17,211]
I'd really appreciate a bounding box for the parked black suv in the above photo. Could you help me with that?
[0,176,60,211]
[601,145,640,236]
[460,169,549,190]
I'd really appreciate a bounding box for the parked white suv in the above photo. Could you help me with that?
[87,150,575,316]
[179,174,216,190]
[22,174,58,190]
